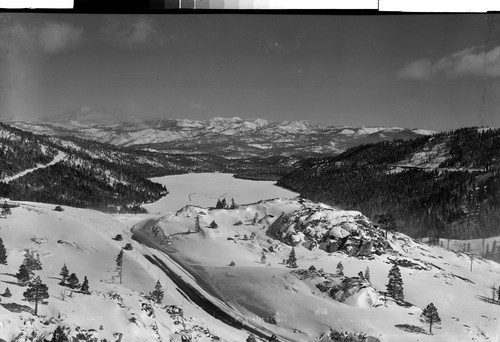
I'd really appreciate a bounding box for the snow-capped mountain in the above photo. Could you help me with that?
[10,117,434,159]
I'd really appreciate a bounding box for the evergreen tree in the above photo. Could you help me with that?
[364,267,371,282]
[51,326,69,342]
[386,264,404,301]
[252,213,259,225]
[221,198,227,209]
[0,237,7,264]
[376,213,397,239]
[246,334,257,342]
[3,287,11,297]
[209,220,218,229]
[80,276,90,294]
[215,199,223,209]
[230,198,237,209]
[16,263,33,286]
[23,276,49,316]
[66,273,79,289]
[358,271,364,278]
[497,286,500,303]
[420,303,441,335]
[149,280,164,304]
[229,261,235,266]
[59,264,69,284]
[287,247,298,268]
[336,262,344,276]
[116,249,124,284]
[2,201,11,216]
[22,249,42,271]
[268,334,278,342]
[261,252,267,264]
[492,284,497,302]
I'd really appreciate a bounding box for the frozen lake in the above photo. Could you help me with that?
[144,173,298,214]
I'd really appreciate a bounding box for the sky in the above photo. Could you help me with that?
[0,13,499,130]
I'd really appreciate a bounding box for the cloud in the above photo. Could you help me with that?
[39,22,83,53]
[102,16,158,46]
[398,45,500,80]
[0,20,83,53]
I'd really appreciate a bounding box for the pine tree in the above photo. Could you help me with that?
[497,285,500,303]
[80,276,90,294]
[23,276,49,316]
[59,264,69,284]
[51,326,69,342]
[386,264,404,301]
[252,213,259,225]
[287,247,298,268]
[246,334,257,342]
[116,249,124,284]
[230,198,237,209]
[23,249,42,271]
[336,262,344,276]
[215,199,223,209]
[420,303,441,335]
[2,201,11,216]
[66,273,79,289]
[268,334,278,341]
[492,284,496,302]
[16,263,33,286]
[261,252,267,264]
[3,287,11,297]
[221,198,227,209]
[376,213,397,239]
[209,220,218,229]
[149,280,164,304]
[0,237,7,265]
[358,271,364,278]
[364,267,371,282]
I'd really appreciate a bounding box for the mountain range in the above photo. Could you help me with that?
[10,117,434,160]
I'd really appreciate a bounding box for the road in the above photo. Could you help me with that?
[144,254,286,342]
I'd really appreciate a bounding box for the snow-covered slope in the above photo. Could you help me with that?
[1,194,499,341]
[0,202,249,342]
[131,198,500,342]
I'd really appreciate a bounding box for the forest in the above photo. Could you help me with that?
[278,127,500,240]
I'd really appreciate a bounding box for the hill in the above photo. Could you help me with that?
[0,122,171,213]
[277,127,500,243]
[1,198,499,341]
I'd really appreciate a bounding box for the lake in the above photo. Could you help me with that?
[143,173,299,214]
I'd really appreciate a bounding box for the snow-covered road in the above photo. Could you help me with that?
[1,150,66,183]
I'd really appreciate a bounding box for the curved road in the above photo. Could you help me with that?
[143,253,288,342]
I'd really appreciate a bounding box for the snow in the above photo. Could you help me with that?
[1,174,499,342]
[358,127,386,135]
[136,193,500,341]
[248,143,272,150]
[412,129,436,136]
[144,173,299,214]
[0,201,249,342]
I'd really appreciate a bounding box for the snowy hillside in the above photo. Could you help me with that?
[0,202,252,342]
[131,198,500,342]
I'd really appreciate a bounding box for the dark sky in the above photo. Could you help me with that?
[1,13,499,130]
